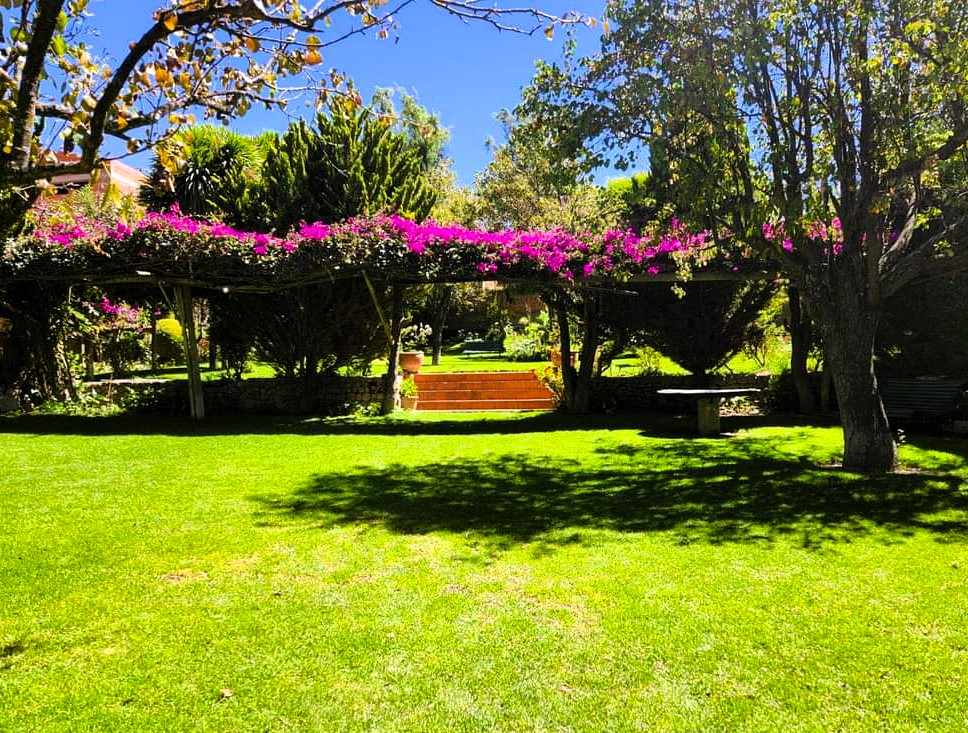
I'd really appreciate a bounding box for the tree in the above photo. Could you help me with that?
[251,99,438,232]
[878,273,968,376]
[612,281,776,384]
[140,124,266,219]
[0,0,582,234]
[472,102,622,411]
[531,0,968,472]
[474,108,616,233]
[0,0,582,402]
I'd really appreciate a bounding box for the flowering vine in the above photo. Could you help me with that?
[5,206,718,286]
[762,216,845,256]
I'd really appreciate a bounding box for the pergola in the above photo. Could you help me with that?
[1,211,778,418]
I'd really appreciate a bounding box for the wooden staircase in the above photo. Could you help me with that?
[412,371,557,411]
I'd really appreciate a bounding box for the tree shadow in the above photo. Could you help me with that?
[251,437,968,553]
[0,410,821,438]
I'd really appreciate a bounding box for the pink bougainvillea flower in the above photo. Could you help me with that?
[298,222,331,240]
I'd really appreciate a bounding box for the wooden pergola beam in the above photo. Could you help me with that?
[0,267,781,292]
[380,284,404,416]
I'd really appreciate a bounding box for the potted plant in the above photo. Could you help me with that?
[398,350,424,374]
[399,323,431,374]
[400,377,419,410]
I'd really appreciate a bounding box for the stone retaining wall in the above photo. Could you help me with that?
[85,375,383,416]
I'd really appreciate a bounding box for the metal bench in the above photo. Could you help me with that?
[880,378,966,423]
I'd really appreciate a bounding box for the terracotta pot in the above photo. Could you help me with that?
[398,350,424,374]
[401,396,419,411]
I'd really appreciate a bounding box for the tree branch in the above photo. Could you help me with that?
[7,0,66,172]
[880,118,968,183]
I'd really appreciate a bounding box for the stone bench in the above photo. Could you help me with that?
[657,388,762,435]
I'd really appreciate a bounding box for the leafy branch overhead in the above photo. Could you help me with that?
[0,0,588,196]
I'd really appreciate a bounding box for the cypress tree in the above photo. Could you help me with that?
[255,101,437,231]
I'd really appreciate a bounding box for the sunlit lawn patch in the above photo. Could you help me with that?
[2,412,967,730]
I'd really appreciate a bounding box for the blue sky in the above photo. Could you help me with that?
[88,0,609,185]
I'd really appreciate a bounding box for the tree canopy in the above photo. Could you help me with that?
[0,0,586,235]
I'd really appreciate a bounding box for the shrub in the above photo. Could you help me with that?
[155,318,184,365]
[503,313,552,362]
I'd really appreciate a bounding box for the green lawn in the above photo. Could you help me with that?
[2,412,968,731]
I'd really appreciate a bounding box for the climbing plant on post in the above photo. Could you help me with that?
[174,285,204,420]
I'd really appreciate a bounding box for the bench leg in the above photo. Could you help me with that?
[697,398,721,435]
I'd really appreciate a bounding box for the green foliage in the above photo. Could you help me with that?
[371,88,451,174]
[399,377,418,398]
[400,323,432,351]
[503,312,553,362]
[252,100,438,232]
[878,273,968,376]
[154,317,183,366]
[0,186,32,238]
[211,282,385,380]
[599,281,776,383]
[140,125,263,219]
[473,102,618,233]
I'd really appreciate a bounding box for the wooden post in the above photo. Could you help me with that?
[381,284,404,415]
[697,397,720,435]
[175,285,205,420]
[148,310,158,373]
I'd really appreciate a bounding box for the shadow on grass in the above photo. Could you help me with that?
[251,437,968,552]
[0,410,826,438]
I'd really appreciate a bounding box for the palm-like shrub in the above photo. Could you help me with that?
[140,125,265,219]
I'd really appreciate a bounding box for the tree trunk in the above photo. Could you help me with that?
[555,301,577,409]
[83,339,95,380]
[430,285,452,367]
[788,286,816,414]
[431,328,444,366]
[820,355,834,413]
[819,297,896,473]
[572,297,600,413]
[149,312,158,373]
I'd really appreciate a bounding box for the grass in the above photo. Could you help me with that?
[3,412,968,731]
